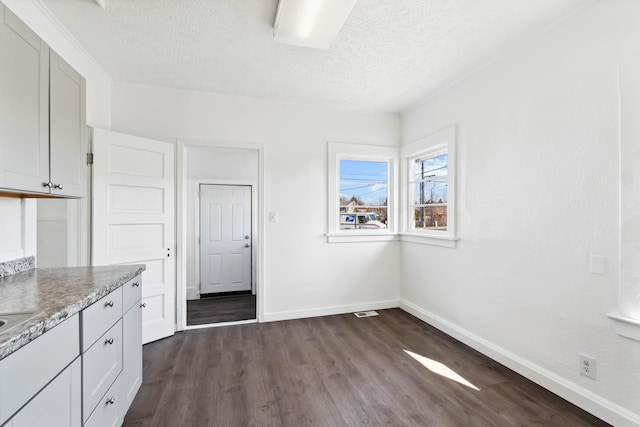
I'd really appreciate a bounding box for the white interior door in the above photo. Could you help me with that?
[200,185,251,294]
[92,128,175,344]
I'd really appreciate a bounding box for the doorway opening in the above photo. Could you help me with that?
[178,143,262,329]
[188,184,256,325]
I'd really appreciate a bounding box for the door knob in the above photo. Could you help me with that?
[244,235,250,239]
[244,243,250,248]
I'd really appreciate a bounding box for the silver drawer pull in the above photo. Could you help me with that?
[53,183,63,190]
[106,397,115,405]
[104,300,114,308]
[133,282,140,287]
[104,337,114,345]
[140,302,147,308]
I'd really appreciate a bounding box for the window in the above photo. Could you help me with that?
[339,160,388,230]
[409,150,448,232]
[327,142,397,242]
[401,126,456,247]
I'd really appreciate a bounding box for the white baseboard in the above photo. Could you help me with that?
[185,319,257,330]
[186,286,199,300]
[263,299,399,323]
[399,299,640,427]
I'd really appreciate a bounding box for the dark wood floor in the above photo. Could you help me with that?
[187,294,256,325]
[124,309,609,427]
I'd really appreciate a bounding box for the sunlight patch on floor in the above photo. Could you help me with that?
[404,349,480,391]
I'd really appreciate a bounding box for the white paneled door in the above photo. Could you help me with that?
[200,185,251,294]
[92,128,175,344]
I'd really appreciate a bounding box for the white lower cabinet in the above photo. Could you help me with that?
[7,358,81,427]
[0,315,80,426]
[119,300,143,420]
[81,274,143,426]
[0,275,143,427]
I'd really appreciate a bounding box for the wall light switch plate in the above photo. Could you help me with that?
[590,255,606,275]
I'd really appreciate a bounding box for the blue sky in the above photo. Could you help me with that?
[339,160,388,206]
[339,156,448,206]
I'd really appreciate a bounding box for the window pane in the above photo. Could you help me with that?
[340,160,388,211]
[414,154,448,179]
[339,160,388,231]
[413,206,447,231]
[413,177,448,205]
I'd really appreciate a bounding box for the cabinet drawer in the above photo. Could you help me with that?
[0,314,79,425]
[82,287,122,352]
[84,379,120,427]
[82,319,122,422]
[122,275,142,314]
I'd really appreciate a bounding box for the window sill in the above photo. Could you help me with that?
[608,313,640,342]
[399,232,458,248]
[326,232,398,243]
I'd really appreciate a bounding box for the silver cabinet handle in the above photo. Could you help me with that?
[140,302,147,308]
[42,182,52,188]
[104,337,114,345]
[106,397,115,405]
[133,281,140,287]
[104,300,114,308]
[53,183,63,190]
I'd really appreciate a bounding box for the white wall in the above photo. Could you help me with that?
[36,199,67,268]
[185,147,259,300]
[112,84,402,320]
[0,198,35,263]
[400,0,640,424]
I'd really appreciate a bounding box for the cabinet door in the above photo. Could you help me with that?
[9,358,81,427]
[49,50,87,197]
[119,302,143,420]
[0,4,49,193]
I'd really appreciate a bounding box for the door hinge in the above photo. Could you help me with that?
[86,152,94,165]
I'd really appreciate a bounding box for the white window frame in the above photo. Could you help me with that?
[401,126,457,248]
[327,142,398,243]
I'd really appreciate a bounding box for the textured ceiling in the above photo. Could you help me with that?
[41,0,589,113]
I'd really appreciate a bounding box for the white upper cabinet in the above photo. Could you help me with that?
[0,5,49,193]
[50,51,87,198]
[0,4,86,198]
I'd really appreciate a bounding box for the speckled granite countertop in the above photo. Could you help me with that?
[0,265,146,361]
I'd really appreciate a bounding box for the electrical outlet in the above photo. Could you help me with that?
[580,354,596,379]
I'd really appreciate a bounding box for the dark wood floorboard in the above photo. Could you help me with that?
[124,309,610,427]
[187,294,256,325]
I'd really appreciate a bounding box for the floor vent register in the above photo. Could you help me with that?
[354,310,379,318]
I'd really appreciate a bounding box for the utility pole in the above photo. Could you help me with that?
[420,161,425,227]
